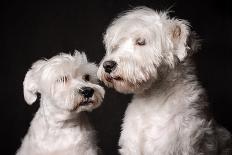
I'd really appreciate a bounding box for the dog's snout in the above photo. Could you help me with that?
[79,87,94,98]
[103,60,117,73]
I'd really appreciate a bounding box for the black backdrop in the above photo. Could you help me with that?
[3,0,232,155]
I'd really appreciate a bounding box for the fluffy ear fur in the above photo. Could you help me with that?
[168,19,190,61]
[23,60,46,105]
[186,31,201,56]
[74,50,88,64]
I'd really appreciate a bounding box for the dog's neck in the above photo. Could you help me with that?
[25,97,94,153]
[34,97,90,129]
[136,59,197,97]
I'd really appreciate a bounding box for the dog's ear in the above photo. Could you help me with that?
[74,50,88,64]
[168,19,190,62]
[23,60,46,105]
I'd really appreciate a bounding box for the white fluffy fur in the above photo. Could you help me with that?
[98,7,231,155]
[17,51,105,155]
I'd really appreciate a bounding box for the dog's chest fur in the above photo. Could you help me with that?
[17,110,97,155]
[119,78,204,154]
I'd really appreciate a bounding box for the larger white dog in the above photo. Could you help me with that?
[98,7,231,155]
[17,51,105,155]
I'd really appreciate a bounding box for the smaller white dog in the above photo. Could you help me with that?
[17,51,105,155]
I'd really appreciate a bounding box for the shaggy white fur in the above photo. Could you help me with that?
[98,7,231,155]
[17,51,105,155]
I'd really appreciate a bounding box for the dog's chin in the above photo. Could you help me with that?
[114,83,136,94]
[101,74,143,94]
[79,100,94,106]
[71,99,100,112]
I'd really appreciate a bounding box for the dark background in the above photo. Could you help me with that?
[3,0,232,155]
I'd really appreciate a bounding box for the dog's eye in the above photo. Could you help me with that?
[56,76,69,83]
[83,74,90,81]
[135,38,146,46]
[111,45,118,52]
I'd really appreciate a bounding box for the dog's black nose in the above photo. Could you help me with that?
[103,60,117,73]
[79,87,94,98]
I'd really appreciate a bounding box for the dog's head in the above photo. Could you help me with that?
[23,51,105,113]
[98,7,198,94]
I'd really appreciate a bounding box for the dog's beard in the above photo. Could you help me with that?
[67,91,103,112]
[113,80,142,94]
[100,69,155,94]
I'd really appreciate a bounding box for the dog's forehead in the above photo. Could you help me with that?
[47,55,82,65]
[45,62,96,78]
[40,54,90,78]
[106,14,164,48]
[112,8,164,30]
[76,63,98,76]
